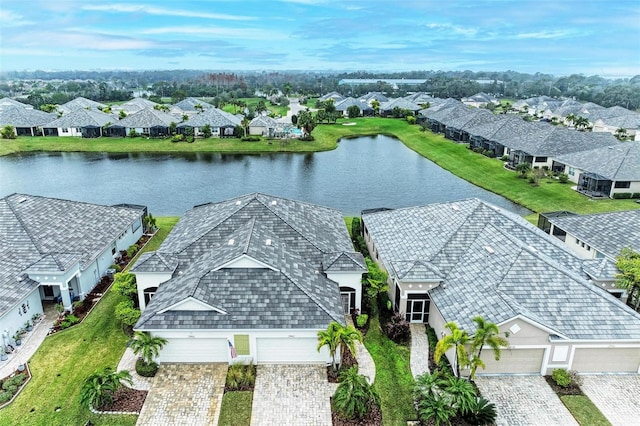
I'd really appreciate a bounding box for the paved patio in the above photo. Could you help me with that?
[409,323,430,378]
[475,376,578,426]
[580,375,640,426]
[251,364,334,426]
[136,363,228,426]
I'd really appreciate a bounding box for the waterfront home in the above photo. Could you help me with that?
[107,108,176,137]
[0,106,54,136]
[177,107,241,137]
[41,109,115,137]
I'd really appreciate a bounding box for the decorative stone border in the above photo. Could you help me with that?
[0,363,32,410]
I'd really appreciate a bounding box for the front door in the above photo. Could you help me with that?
[43,285,54,299]
[341,294,351,315]
[406,294,430,323]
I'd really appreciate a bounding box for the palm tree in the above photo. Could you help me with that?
[515,162,531,178]
[469,316,509,380]
[414,371,446,401]
[573,116,590,131]
[417,393,456,426]
[317,322,362,371]
[130,331,168,365]
[434,322,471,378]
[337,325,363,365]
[79,367,132,409]
[332,366,379,420]
[241,117,250,137]
[443,375,477,415]
[565,113,576,127]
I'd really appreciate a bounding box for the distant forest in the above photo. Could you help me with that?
[1,69,639,110]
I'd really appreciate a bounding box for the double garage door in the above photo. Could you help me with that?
[256,337,326,364]
[159,338,228,363]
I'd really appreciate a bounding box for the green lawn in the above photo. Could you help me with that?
[364,316,417,425]
[218,391,253,426]
[0,219,177,426]
[220,97,288,117]
[560,395,611,426]
[344,217,355,238]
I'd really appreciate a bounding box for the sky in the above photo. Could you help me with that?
[1,0,639,77]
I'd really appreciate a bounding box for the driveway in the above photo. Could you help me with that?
[136,363,228,426]
[580,375,640,425]
[474,376,578,426]
[251,364,334,426]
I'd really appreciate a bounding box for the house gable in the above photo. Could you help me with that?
[159,296,226,314]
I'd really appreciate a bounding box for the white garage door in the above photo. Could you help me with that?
[256,337,327,364]
[572,348,640,373]
[480,348,545,374]
[159,338,228,363]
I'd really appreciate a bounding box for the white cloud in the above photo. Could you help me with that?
[82,4,256,21]
[515,30,578,39]
[141,26,287,40]
[0,9,35,27]
[425,22,478,37]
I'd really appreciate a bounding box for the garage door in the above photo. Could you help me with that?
[479,348,545,375]
[572,348,640,373]
[256,337,327,364]
[159,338,228,363]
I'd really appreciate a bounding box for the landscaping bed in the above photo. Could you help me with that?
[331,399,382,426]
[93,387,147,414]
[0,368,30,408]
[544,370,610,426]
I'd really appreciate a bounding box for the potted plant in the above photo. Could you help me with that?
[25,320,33,332]
[32,313,41,323]
[14,331,23,346]
[0,349,7,361]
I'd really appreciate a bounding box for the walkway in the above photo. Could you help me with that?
[409,323,430,378]
[116,347,153,391]
[345,316,376,383]
[136,363,228,426]
[0,304,56,379]
[475,376,578,426]
[580,375,640,426]
[251,364,333,426]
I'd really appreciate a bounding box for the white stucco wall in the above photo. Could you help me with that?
[57,127,82,137]
[326,272,363,312]
[136,272,173,310]
[0,287,43,345]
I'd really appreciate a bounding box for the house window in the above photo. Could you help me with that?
[234,335,250,356]
[568,167,575,176]
[143,287,158,306]
[586,245,591,251]
[595,252,605,259]
[142,128,150,134]
[132,217,141,232]
[614,181,631,189]
[76,128,82,132]
[535,157,547,163]
[575,238,580,244]
[62,128,68,133]
[111,242,117,255]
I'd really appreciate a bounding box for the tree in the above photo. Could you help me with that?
[371,99,380,116]
[443,375,477,415]
[114,299,140,331]
[332,366,379,420]
[40,104,58,113]
[153,104,170,112]
[283,82,292,97]
[469,316,508,379]
[130,331,168,365]
[181,114,189,122]
[201,124,212,138]
[194,103,204,113]
[573,116,591,131]
[417,393,456,426]
[317,322,362,371]
[113,273,138,303]
[1,125,16,139]
[347,105,361,118]
[616,248,640,312]
[79,367,132,409]
[241,117,250,137]
[434,322,471,377]
[515,162,531,178]
[169,122,177,135]
[565,113,577,127]
[291,114,298,125]
[614,128,628,141]
[297,109,316,136]
[118,110,127,119]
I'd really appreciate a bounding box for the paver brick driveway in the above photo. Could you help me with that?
[137,363,228,426]
[251,364,334,426]
[475,376,578,426]
[580,375,640,426]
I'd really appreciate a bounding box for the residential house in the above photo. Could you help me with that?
[553,141,640,198]
[0,97,32,112]
[132,193,366,364]
[58,97,107,114]
[593,112,640,141]
[107,108,176,137]
[249,115,279,137]
[318,91,344,103]
[112,98,159,115]
[334,97,373,117]
[0,106,55,136]
[358,92,389,105]
[172,97,214,115]
[362,199,640,375]
[461,92,498,108]
[41,109,115,137]
[177,107,241,137]
[0,194,145,351]
[380,98,422,116]
[442,108,497,143]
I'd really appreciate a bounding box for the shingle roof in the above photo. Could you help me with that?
[554,141,640,181]
[512,126,619,157]
[381,98,422,112]
[0,194,144,317]
[463,92,496,103]
[547,210,640,259]
[172,97,213,112]
[178,107,241,128]
[114,98,159,114]
[0,97,32,111]
[359,92,389,103]
[319,91,345,102]
[334,97,372,112]
[59,97,106,113]
[42,109,115,128]
[362,199,640,340]
[111,108,176,128]
[135,193,360,331]
[0,106,55,127]
[249,115,278,127]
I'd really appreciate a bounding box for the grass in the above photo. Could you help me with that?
[560,395,611,426]
[364,315,416,425]
[218,391,253,426]
[220,97,288,117]
[344,216,355,238]
[0,219,177,426]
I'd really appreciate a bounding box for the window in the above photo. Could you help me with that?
[614,181,631,189]
[234,335,250,356]
[142,128,150,134]
[132,217,141,232]
[568,167,575,176]
[111,242,117,255]
[575,238,580,245]
[61,128,69,133]
[586,245,591,251]
[535,157,547,163]
[76,128,81,132]
[143,287,158,306]
[595,252,605,259]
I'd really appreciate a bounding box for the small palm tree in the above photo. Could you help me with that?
[79,367,132,409]
[443,375,477,415]
[318,322,363,371]
[434,322,471,377]
[130,331,168,365]
[332,366,380,420]
[414,371,446,401]
[417,393,456,426]
[515,162,531,178]
[469,316,508,380]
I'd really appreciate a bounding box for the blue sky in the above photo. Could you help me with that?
[1,0,639,77]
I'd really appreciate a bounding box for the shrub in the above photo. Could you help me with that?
[128,129,139,138]
[0,391,13,404]
[201,124,212,138]
[632,193,640,199]
[464,397,498,425]
[135,358,159,377]
[443,375,477,415]
[406,115,416,125]
[417,393,456,426]
[552,368,571,387]
[500,155,509,161]
[355,235,370,257]
[299,135,315,141]
[558,173,569,183]
[171,134,184,143]
[568,370,583,387]
[109,263,122,272]
[384,312,410,343]
[2,383,17,394]
[114,299,141,328]
[356,314,368,328]
[225,362,256,391]
[241,136,261,141]
[1,125,16,139]
[332,366,379,420]
[113,273,138,301]
[65,314,79,325]
[126,244,139,258]
[350,217,362,239]
[613,193,632,199]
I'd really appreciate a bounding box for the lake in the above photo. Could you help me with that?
[0,135,530,216]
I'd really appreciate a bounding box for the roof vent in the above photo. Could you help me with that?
[451,204,460,211]
[265,239,272,246]
[270,200,277,205]
[228,239,235,245]
[235,200,242,205]
[484,246,495,254]
[17,197,27,203]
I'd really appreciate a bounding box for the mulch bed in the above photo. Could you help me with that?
[331,401,383,426]
[327,346,359,383]
[543,375,583,396]
[96,387,148,413]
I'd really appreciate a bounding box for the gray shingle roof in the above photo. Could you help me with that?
[43,109,115,128]
[249,115,278,127]
[0,97,32,111]
[0,106,55,127]
[547,209,640,259]
[0,194,144,317]
[554,141,640,181]
[362,199,640,340]
[512,126,619,157]
[334,97,372,112]
[381,98,422,112]
[59,97,106,113]
[172,97,213,112]
[135,193,359,331]
[178,107,241,128]
[110,108,176,128]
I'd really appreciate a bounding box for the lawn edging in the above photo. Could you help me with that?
[0,363,31,410]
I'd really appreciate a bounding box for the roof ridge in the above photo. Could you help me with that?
[280,267,344,324]
[243,217,257,254]
[608,142,633,180]
[3,196,46,255]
